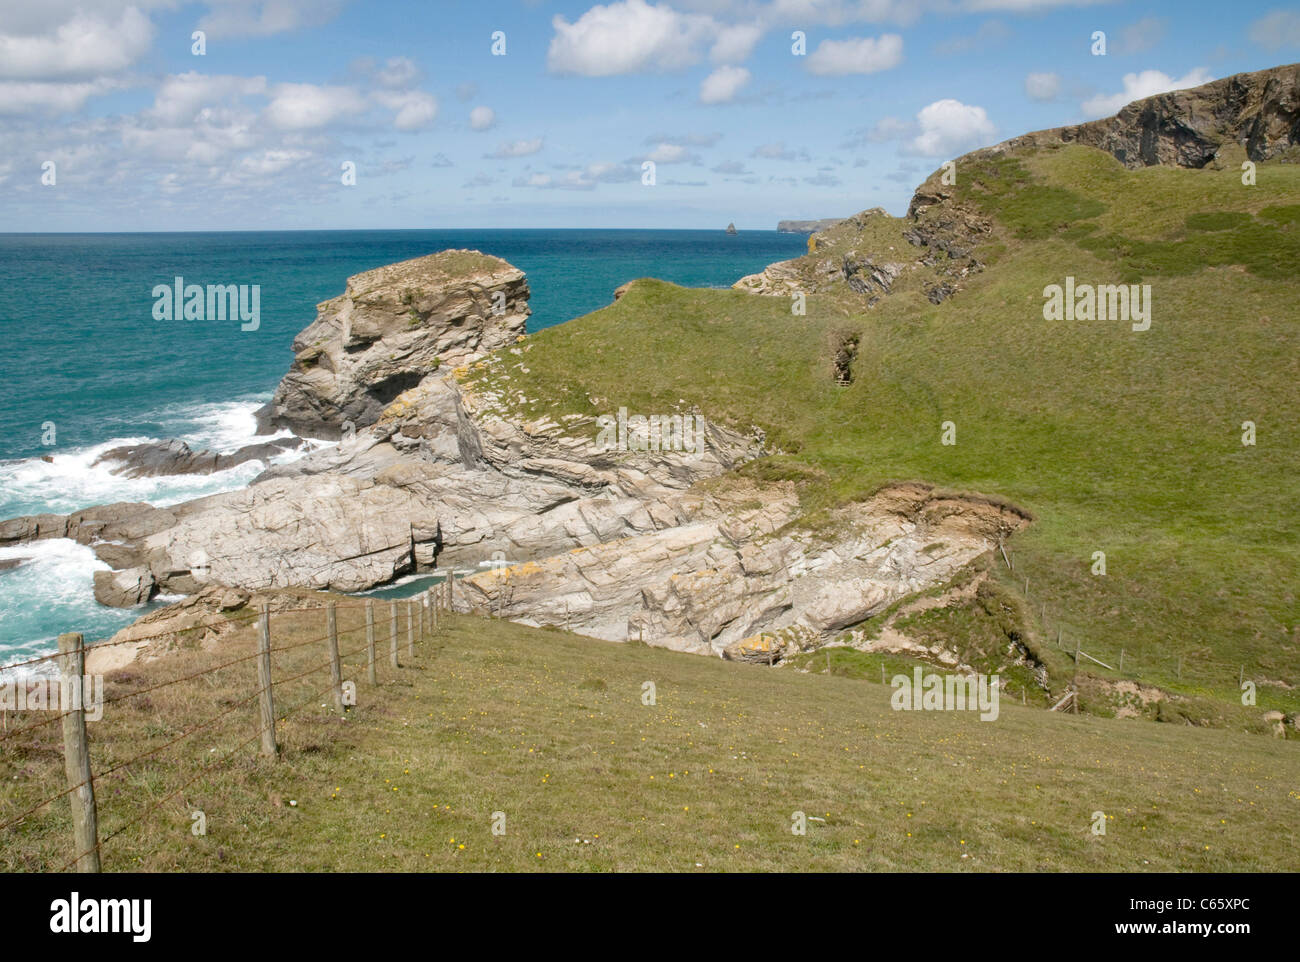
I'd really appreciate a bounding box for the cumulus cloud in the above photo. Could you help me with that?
[148,72,268,125]
[1080,67,1213,118]
[548,0,715,75]
[0,6,154,80]
[805,33,903,75]
[487,138,545,158]
[1024,71,1061,102]
[374,56,421,88]
[264,82,369,130]
[700,65,750,103]
[710,22,762,62]
[642,142,699,164]
[907,98,995,156]
[469,105,496,130]
[0,78,125,115]
[513,161,639,190]
[373,89,438,130]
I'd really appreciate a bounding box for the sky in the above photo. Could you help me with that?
[1,0,1297,231]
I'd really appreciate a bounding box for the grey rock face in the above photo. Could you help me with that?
[262,249,530,440]
[93,566,156,607]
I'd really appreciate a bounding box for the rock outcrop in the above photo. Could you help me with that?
[92,437,304,479]
[446,482,1028,656]
[998,63,1300,169]
[258,250,530,440]
[737,64,1300,311]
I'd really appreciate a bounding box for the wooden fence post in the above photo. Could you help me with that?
[390,602,399,669]
[407,601,415,659]
[366,599,377,686]
[256,605,277,758]
[1119,647,1125,672]
[418,597,424,639]
[327,602,343,714]
[58,632,100,873]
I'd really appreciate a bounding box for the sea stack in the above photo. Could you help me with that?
[257,249,530,440]
[725,222,737,234]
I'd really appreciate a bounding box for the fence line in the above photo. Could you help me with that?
[1002,547,1275,705]
[1,587,445,872]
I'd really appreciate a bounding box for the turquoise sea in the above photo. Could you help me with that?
[0,229,806,665]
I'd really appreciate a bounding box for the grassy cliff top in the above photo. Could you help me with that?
[467,142,1300,716]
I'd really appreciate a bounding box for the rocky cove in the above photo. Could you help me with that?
[0,246,1029,668]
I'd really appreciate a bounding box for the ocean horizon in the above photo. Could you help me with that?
[0,228,807,664]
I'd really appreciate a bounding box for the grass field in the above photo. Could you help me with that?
[465,143,1300,717]
[2,603,1297,872]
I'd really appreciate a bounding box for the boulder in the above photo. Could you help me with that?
[93,566,156,607]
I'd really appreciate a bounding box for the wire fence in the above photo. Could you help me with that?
[0,570,462,871]
[997,545,1286,712]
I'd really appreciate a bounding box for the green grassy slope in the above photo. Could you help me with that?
[4,608,1296,871]
[467,143,1300,716]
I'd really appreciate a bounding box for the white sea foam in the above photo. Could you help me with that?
[0,397,329,664]
[0,398,322,518]
[0,539,121,677]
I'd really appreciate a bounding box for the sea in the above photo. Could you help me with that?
[0,229,807,667]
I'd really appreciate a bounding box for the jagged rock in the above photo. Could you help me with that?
[92,437,304,479]
[93,566,155,607]
[259,249,530,440]
[842,255,905,296]
[0,558,28,572]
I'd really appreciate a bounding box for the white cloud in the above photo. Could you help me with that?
[1116,16,1166,54]
[469,105,496,130]
[645,142,693,163]
[0,78,124,114]
[1080,68,1214,118]
[908,98,995,156]
[0,6,153,80]
[375,56,421,88]
[710,22,762,62]
[1247,10,1300,50]
[512,162,638,191]
[263,82,368,130]
[548,0,715,75]
[700,65,750,103]
[149,72,268,125]
[805,33,903,75]
[1024,71,1061,102]
[487,138,545,158]
[373,89,438,130]
[199,0,346,39]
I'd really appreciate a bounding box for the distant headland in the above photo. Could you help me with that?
[776,218,845,234]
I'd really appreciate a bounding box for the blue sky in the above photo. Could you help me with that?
[1,0,1297,230]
